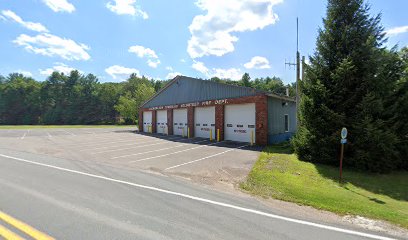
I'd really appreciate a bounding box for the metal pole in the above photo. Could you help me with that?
[339,144,344,183]
[296,52,300,127]
[302,56,305,81]
[296,17,299,52]
[296,18,300,128]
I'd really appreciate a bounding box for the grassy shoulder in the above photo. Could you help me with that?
[0,125,136,129]
[240,143,408,228]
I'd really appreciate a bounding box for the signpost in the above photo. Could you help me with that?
[339,127,347,183]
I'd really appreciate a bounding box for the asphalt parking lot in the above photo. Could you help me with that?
[0,127,261,187]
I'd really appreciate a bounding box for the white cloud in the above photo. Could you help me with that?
[128,45,158,58]
[192,60,210,76]
[244,56,271,69]
[180,59,186,63]
[42,0,75,13]
[105,65,140,80]
[188,0,282,58]
[16,70,33,77]
[166,66,173,71]
[385,26,408,36]
[129,45,160,68]
[147,59,160,68]
[39,63,80,76]
[212,68,242,80]
[13,33,90,61]
[166,72,182,79]
[106,0,148,19]
[1,10,48,32]
[191,60,242,80]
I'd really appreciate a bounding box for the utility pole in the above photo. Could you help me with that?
[285,17,301,128]
[296,17,300,126]
[301,56,305,82]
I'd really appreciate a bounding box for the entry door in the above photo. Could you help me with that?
[224,103,256,143]
[194,106,215,139]
[156,110,168,134]
[173,108,188,136]
[143,111,152,132]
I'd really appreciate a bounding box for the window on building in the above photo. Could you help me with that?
[284,114,289,132]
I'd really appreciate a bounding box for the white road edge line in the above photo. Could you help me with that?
[112,139,209,159]
[0,153,393,240]
[129,141,221,163]
[165,145,249,170]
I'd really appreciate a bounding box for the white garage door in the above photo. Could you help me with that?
[173,108,187,136]
[194,106,215,139]
[225,103,256,143]
[143,111,152,133]
[156,110,167,134]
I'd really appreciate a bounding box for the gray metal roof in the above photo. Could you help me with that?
[142,75,295,108]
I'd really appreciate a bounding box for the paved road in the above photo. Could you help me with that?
[0,149,395,240]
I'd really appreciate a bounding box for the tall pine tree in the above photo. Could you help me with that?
[292,0,404,172]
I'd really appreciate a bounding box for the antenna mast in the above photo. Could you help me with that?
[297,17,299,52]
[284,17,301,128]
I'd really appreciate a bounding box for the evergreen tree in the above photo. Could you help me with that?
[241,73,251,87]
[388,47,408,169]
[293,0,404,172]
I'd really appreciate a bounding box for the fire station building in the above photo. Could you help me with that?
[139,76,297,145]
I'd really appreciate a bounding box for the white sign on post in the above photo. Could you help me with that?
[341,127,348,139]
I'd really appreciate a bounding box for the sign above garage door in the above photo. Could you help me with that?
[147,99,229,111]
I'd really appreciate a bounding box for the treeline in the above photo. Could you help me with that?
[292,0,408,172]
[0,72,292,125]
[209,73,296,96]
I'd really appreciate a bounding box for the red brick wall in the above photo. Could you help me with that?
[187,107,194,138]
[138,110,143,132]
[152,110,157,133]
[167,109,173,135]
[255,95,268,145]
[215,105,224,141]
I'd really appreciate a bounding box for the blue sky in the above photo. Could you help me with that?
[0,0,407,84]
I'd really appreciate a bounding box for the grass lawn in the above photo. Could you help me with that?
[240,143,408,228]
[0,125,136,129]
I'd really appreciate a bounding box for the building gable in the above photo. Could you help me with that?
[142,76,263,108]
